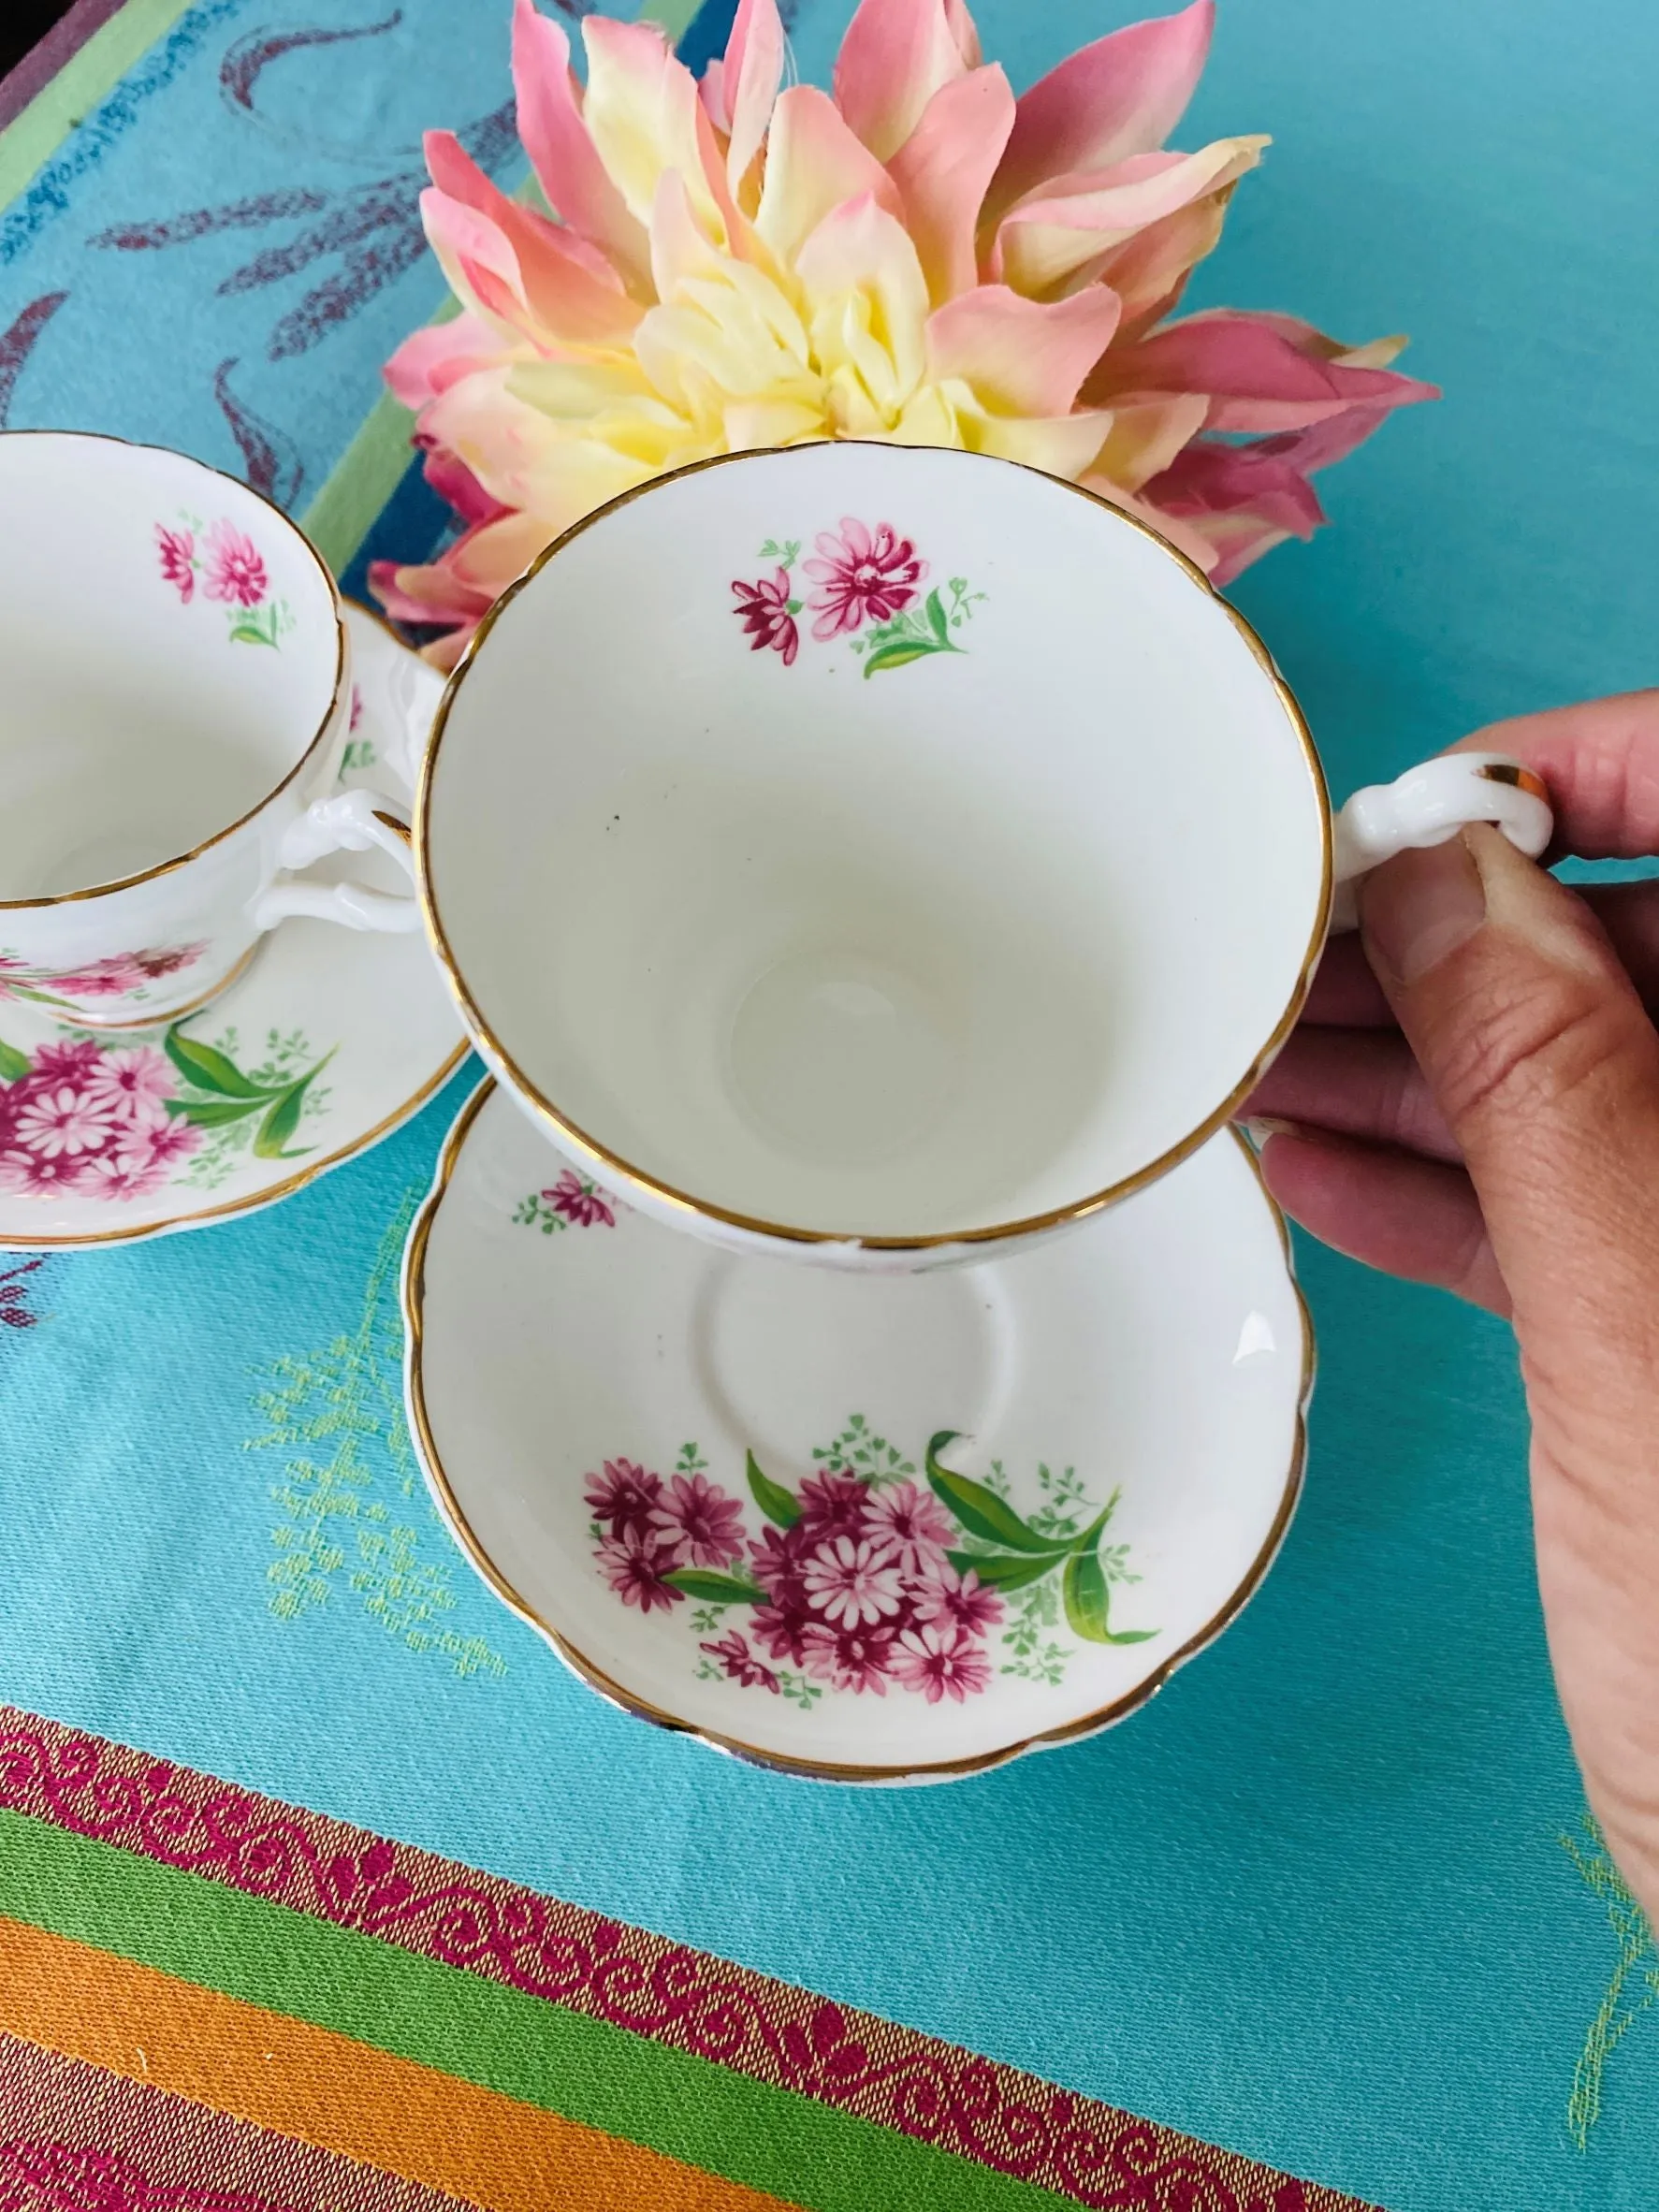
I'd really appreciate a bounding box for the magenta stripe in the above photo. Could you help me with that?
[0,0,130,132]
[0,1708,1377,2212]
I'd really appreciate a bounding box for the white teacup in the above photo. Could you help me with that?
[417,442,1550,1272]
[0,431,421,1029]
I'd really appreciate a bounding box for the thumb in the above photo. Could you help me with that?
[1360,822,1659,1366]
[1362,823,1659,1920]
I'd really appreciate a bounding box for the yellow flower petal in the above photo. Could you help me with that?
[582,17,723,238]
[795,193,931,420]
[958,402,1114,477]
[754,85,901,270]
[723,399,830,448]
[1086,392,1208,490]
[996,137,1266,298]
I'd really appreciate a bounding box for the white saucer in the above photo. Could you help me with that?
[404,1081,1312,1784]
[0,605,468,1249]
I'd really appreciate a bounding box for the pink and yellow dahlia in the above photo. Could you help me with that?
[373,0,1433,666]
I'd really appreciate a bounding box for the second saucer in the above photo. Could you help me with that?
[404,1082,1312,1783]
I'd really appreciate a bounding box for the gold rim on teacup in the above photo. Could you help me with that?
[0,602,470,1250]
[400,1076,1315,1785]
[415,443,1335,1258]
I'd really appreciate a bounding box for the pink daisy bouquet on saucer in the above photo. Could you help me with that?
[374,0,1433,669]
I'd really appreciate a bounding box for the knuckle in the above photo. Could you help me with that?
[1430,972,1632,1138]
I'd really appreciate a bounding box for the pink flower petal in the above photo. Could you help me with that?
[1079,472,1221,575]
[1142,405,1405,585]
[885,65,1014,303]
[369,504,551,659]
[986,0,1214,222]
[833,0,969,163]
[1084,192,1230,339]
[992,138,1266,298]
[418,441,510,527]
[925,281,1120,417]
[754,85,902,268]
[700,55,730,134]
[424,136,640,349]
[511,0,649,284]
[445,507,562,593]
[1088,391,1209,491]
[368,552,494,630]
[942,0,981,66]
[721,0,786,194]
[383,312,508,411]
[1091,307,1438,431]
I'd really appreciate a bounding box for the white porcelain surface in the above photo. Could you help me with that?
[0,606,466,1248]
[420,443,1549,1271]
[404,1079,1311,1783]
[0,433,417,1026]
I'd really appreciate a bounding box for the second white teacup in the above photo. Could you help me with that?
[417,442,1549,1271]
[0,431,422,1029]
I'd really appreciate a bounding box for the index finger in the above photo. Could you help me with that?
[1450,690,1659,861]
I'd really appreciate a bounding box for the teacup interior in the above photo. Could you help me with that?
[0,433,339,897]
[425,443,1328,1242]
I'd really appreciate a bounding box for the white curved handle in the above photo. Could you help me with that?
[1331,752,1552,929]
[250,788,422,936]
[379,648,444,798]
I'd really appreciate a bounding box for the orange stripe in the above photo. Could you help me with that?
[0,1917,800,2212]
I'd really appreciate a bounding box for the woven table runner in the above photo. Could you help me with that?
[0,1707,1373,2212]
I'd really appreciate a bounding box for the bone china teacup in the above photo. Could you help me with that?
[416,442,1550,1273]
[0,431,421,1029]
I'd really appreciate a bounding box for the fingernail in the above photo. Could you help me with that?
[1360,831,1488,988]
[1239,1115,1305,1149]
[1240,1115,1345,1155]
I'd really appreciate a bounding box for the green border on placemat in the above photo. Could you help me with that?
[0,0,198,211]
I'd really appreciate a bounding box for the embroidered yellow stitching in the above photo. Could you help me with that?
[1562,1811,1659,2149]
[247,1190,507,1680]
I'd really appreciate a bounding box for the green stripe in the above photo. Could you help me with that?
[651,0,708,36]
[0,0,200,214]
[298,386,422,581]
[0,1810,1088,2212]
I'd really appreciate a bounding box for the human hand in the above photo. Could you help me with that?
[1244,692,1659,1926]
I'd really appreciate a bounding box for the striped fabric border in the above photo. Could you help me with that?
[0,1710,1379,2211]
[0,0,129,132]
[0,0,215,223]
[0,1928,796,2212]
[0,2030,488,2212]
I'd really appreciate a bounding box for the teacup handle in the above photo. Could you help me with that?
[1331,751,1552,929]
[250,789,421,935]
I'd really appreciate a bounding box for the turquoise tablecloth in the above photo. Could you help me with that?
[1,4,1655,2208]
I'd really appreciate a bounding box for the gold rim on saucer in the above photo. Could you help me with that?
[401,1075,1315,1785]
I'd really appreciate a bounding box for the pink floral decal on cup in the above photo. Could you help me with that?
[154,513,292,648]
[0,1020,334,1204]
[0,942,207,1013]
[731,521,986,678]
[584,1419,1156,1712]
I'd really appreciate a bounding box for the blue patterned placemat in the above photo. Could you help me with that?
[2,5,1657,2210]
